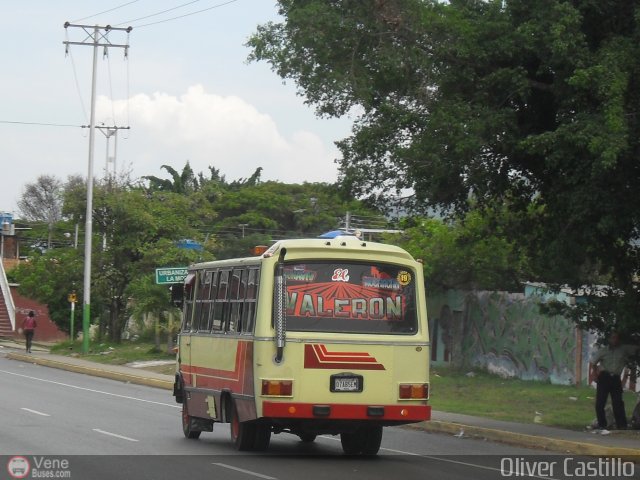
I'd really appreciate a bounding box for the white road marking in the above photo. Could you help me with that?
[21,407,50,417]
[0,369,180,408]
[93,428,139,442]
[319,435,555,478]
[319,434,421,455]
[212,463,277,480]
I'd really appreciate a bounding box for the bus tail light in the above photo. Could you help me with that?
[262,380,293,396]
[399,383,429,400]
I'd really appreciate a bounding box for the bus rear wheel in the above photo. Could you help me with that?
[253,420,271,451]
[230,402,271,451]
[340,425,383,455]
[182,402,201,440]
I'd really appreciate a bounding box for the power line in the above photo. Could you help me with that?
[72,0,141,23]
[65,29,89,122]
[115,0,206,25]
[124,0,239,29]
[106,52,117,124]
[0,120,83,128]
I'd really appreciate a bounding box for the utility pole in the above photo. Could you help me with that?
[64,22,132,354]
[81,125,131,179]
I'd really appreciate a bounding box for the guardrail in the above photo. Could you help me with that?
[0,261,16,330]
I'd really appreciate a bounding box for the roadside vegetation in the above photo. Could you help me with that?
[50,338,175,375]
[430,368,638,431]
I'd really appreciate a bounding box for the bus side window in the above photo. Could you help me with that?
[192,272,205,332]
[204,270,218,331]
[241,268,259,334]
[212,270,229,331]
[182,273,196,332]
[229,269,245,333]
[197,271,214,332]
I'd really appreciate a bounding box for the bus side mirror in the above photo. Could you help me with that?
[171,284,184,308]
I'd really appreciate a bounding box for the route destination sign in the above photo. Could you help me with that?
[155,267,188,285]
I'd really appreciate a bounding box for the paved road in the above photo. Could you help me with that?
[3,355,636,480]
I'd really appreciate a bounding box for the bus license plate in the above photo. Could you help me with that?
[331,374,363,392]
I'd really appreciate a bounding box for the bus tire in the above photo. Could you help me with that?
[340,431,362,455]
[230,402,256,451]
[182,401,201,440]
[340,425,383,455]
[253,420,271,451]
[360,425,383,455]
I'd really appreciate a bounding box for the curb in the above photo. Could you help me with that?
[5,352,174,391]
[413,420,640,459]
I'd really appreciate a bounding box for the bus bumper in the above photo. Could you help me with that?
[262,402,431,422]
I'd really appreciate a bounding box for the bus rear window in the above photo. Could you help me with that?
[284,262,418,335]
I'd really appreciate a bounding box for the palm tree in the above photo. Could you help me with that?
[143,163,199,194]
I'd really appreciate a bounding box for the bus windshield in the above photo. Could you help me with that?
[284,261,418,335]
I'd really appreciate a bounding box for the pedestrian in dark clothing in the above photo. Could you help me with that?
[22,311,37,353]
[590,332,639,430]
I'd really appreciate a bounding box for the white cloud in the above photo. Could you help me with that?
[96,85,340,184]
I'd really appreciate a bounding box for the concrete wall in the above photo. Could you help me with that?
[428,289,596,385]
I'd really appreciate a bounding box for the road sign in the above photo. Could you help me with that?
[155,267,188,285]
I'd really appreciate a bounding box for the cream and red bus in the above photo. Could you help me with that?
[173,236,431,454]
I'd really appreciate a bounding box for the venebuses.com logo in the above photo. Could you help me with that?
[7,456,30,479]
[7,456,71,479]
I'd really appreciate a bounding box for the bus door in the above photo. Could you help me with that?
[179,271,197,388]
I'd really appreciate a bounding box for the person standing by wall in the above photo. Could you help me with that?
[22,310,37,353]
[590,331,639,431]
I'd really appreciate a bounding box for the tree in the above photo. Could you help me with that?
[12,160,388,343]
[143,163,200,194]
[386,210,532,292]
[17,175,64,248]
[248,0,640,335]
[8,248,83,332]
[127,274,180,352]
[206,180,375,259]
[60,176,215,341]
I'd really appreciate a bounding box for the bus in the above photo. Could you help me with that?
[173,235,431,454]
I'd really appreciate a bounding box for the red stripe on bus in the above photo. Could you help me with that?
[304,344,385,370]
[262,402,430,421]
[314,344,378,363]
[317,344,371,357]
[181,341,253,395]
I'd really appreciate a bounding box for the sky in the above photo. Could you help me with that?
[0,1,353,217]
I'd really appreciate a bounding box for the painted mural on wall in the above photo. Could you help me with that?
[428,290,593,385]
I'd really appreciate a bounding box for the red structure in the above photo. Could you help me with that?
[0,286,67,343]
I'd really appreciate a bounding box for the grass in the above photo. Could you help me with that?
[50,339,175,367]
[430,367,639,430]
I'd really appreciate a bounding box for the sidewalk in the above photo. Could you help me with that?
[1,338,639,457]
